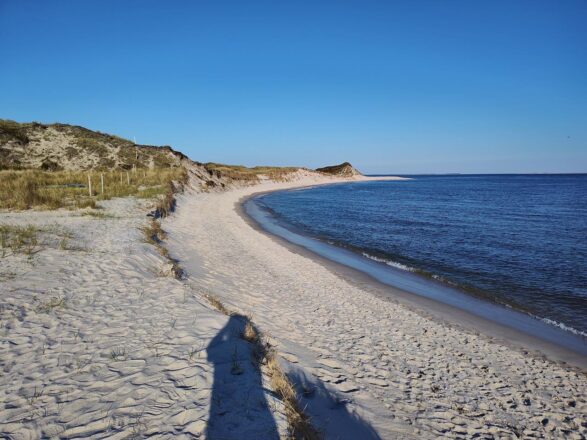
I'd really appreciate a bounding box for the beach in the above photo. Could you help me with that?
[0,196,289,439]
[166,172,587,439]
[3,0,585,437]
[1,170,586,439]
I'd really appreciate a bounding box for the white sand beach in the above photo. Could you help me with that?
[166,171,587,439]
[0,197,288,439]
[1,169,586,439]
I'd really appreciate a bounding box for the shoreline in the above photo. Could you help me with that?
[165,173,587,438]
[239,188,587,369]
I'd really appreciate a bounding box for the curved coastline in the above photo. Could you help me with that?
[165,174,587,437]
[238,184,587,368]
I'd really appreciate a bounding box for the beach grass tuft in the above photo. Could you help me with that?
[140,219,167,245]
[0,224,41,256]
[110,346,126,361]
[234,312,321,439]
[36,296,66,313]
[242,318,259,344]
[245,320,322,440]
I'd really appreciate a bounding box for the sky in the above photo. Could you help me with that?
[1,0,586,174]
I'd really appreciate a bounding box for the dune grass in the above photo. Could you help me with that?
[202,294,321,439]
[204,163,300,182]
[0,224,81,257]
[0,224,40,256]
[0,167,187,210]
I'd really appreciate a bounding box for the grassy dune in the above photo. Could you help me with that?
[204,163,301,182]
[0,167,188,210]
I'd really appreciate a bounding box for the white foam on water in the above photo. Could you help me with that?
[540,317,587,338]
[361,252,416,273]
[362,251,587,339]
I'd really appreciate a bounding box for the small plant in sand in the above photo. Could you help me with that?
[242,317,259,344]
[204,293,230,315]
[187,346,199,363]
[0,224,41,256]
[25,386,45,406]
[36,296,66,313]
[72,328,82,342]
[110,346,126,361]
[75,355,92,372]
[148,341,164,358]
[130,408,148,437]
[80,210,117,219]
[140,219,167,245]
[58,236,69,250]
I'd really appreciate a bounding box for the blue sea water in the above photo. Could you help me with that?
[254,175,587,337]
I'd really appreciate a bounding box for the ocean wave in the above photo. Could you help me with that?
[361,252,416,272]
[361,252,462,287]
[539,317,587,338]
[362,251,587,338]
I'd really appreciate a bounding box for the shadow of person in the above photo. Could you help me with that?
[287,367,382,439]
[206,314,279,440]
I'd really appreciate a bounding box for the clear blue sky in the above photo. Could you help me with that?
[1,1,586,174]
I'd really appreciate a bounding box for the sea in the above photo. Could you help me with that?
[247,174,587,349]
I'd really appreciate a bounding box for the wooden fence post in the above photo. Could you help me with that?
[88,174,92,197]
[127,172,130,185]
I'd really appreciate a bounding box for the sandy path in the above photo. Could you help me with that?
[0,198,287,439]
[167,175,587,439]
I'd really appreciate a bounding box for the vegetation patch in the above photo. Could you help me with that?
[0,119,29,144]
[244,319,321,440]
[0,119,186,171]
[80,210,118,219]
[0,167,187,210]
[0,224,40,256]
[0,224,79,257]
[204,163,301,182]
[202,293,321,439]
[36,296,66,314]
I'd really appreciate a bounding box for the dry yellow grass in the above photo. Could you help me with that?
[204,163,301,182]
[261,337,321,439]
[242,318,259,344]
[239,314,321,439]
[140,219,167,244]
[204,293,231,315]
[195,291,321,438]
[0,224,40,256]
[0,167,187,210]
[0,224,78,257]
